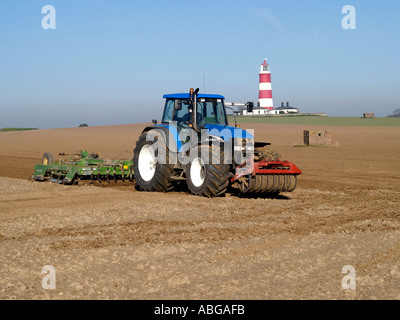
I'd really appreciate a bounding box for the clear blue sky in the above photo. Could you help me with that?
[0,0,399,128]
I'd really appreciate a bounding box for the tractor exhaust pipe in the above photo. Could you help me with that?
[190,88,201,133]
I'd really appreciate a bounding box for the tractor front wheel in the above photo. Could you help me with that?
[186,145,230,198]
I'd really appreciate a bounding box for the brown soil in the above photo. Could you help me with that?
[0,123,399,300]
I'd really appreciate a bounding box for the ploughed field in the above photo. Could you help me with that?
[0,122,399,299]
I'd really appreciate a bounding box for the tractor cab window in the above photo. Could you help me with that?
[162,99,191,125]
[174,100,191,123]
[197,99,227,126]
[162,99,174,122]
[162,98,227,127]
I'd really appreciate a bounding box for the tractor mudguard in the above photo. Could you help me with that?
[140,125,180,153]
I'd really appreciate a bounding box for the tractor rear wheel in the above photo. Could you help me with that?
[133,132,174,192]
[186,145,230,198]
[42,152,55,165]
[254,147,281,162]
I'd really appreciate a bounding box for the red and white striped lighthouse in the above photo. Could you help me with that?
[258,59,273,110]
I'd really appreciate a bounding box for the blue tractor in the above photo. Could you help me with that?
[133,88,302,197]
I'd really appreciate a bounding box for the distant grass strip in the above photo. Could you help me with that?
[0,127,38,132]
[227,116,400,127]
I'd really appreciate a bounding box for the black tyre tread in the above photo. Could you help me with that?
[133,132,174,192]
[187,145,230,198]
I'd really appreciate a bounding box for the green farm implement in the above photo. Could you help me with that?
[32,150,134,184]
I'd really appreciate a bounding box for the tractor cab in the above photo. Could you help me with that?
[161,93,228,131]
[157,89,256,152]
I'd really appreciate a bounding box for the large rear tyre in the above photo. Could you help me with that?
[42,152,55,165]
[186,145,230,198]
[133,132,174,192]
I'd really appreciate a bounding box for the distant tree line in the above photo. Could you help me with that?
[79,123,89,127]
[0,127,37,132]
[387,108,400,117]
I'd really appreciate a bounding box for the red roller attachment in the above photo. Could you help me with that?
[232,158,302,193]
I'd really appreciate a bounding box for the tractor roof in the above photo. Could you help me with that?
[163,93,225,99]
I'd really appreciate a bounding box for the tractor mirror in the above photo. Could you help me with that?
[247,101,254,113]
[174,100,182,110]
